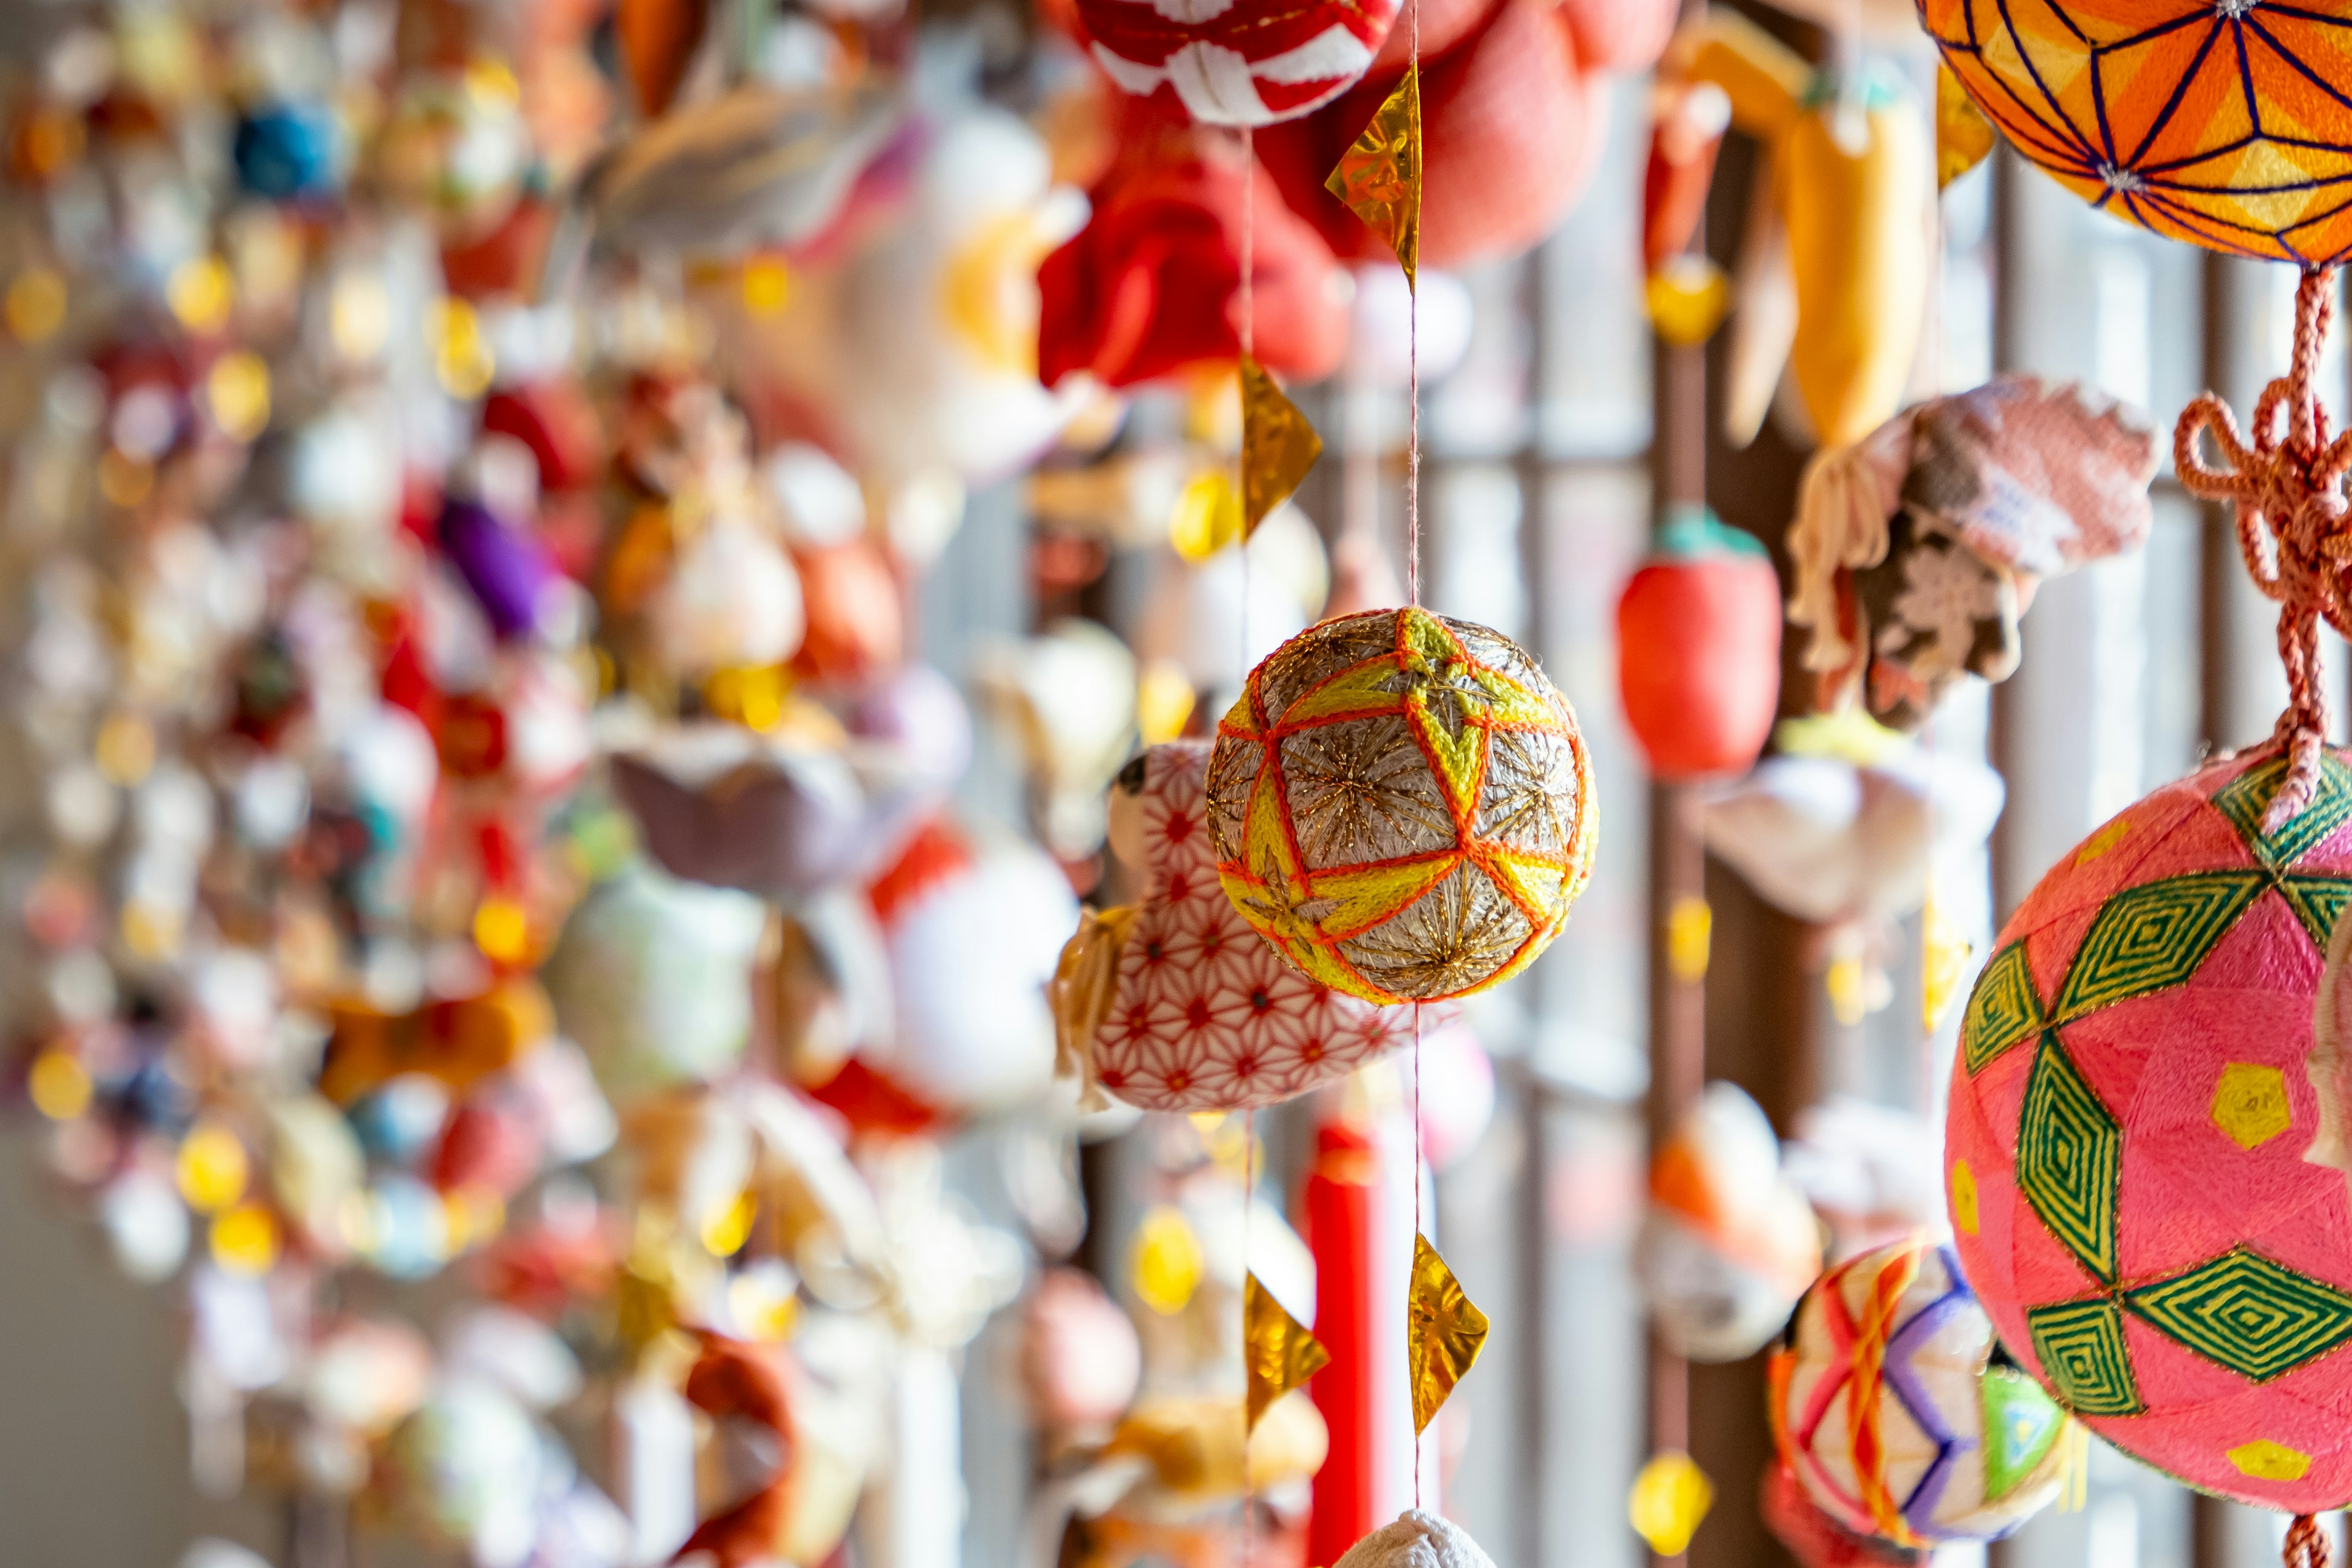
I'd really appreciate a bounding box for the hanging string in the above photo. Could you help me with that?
[1241,1102,1255,1568]
[1407,0,1426,1512]
[2176,264,2352,830]
[1238,123,1255,701]
[1410,998,1423,1513]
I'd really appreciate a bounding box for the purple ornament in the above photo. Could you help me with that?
[438,499,557,641]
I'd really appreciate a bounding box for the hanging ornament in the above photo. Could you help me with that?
[1774,1236,2081,1546]
[1405,1233,1488,1434]
[1074,0,1399,126]
[1616,508,1783,780]
[1951,268,2352,1514]
[1675,11,1932,449]
[1052,741,1420,1108]
[1207,608,1596,1004]
[1923,2,2352,263]
[1325,69,1422,287]
[1789,375,2157,731]
[1245,1272,1331,1431]
[1332,1508,1498,1568]
[1239,359,1323,536]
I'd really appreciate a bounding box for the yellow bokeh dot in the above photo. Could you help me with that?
[167,255,235,334]
[6,268,67,343]
[1137,658,1196,747]
[1169,471,1243,563]
[701,1189,758,1257]
[472,897,531,965]
[742,257,791,317]
[1667,896,1712,984]
[429,298,496,400]
[1131,1204,1203,1316]
[330,273,391,363]
[1629,1451,1714,1556]
[443,1186,505,1254]
[209,1204,281,1276]
[121,899,186,962]
[1826,953,1866,1028]
[178,1121,252,1213]
[205,351,272,442]
[95,712,157,785]
[465,58,522,107]
[27,1049,91,1121]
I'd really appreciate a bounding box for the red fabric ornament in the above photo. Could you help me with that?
[1037,130,1347,389]
[481,382,605,493]
[789,538,903,688]
[674,1335,805,1568]
[1557,0,1676,73]
[1617,511,1783,780]
[1075,0,1396,127]
[1368,0,1494,69]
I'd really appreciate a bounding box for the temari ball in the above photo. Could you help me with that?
[1206,607,1596,1005]
[1920,1,2352,264]
[1076,0,1397,127]
[1773,1235,2077,1546]
[1947,746,2352,1511]
[1090,741,1417,1109]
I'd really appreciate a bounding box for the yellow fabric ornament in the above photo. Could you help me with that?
[1208,608,1596,1003]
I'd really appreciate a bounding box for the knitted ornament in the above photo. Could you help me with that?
[1056,741,1416,1110]
[1946,745,2352,1511]
[1206,608,1595,1005]
[1921,1,2352,264]
[1075,0,1397,127]
[1772,1236,2078,1547]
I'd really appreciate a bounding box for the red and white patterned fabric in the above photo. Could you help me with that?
[1092,741,1419,1109]
[1076,0,1398,128]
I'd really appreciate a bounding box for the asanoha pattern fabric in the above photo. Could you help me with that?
[1920,0,2352,263]
[1948,747,2352,1509]
[1773,1237,2076,1546]
[1078,0,1398,127]
[1207,608,1596,1004]
[1090,742,1415,1110]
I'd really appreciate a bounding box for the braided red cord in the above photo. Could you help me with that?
[2176,266,2352,829]
[2286,1513,2331,1568]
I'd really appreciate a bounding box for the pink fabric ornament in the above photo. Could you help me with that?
[1060,741,1418,1111]
[1948,745,2352,1512]
[1076,0,1398,127]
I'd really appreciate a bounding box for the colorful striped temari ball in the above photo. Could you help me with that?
[1773,1236,2077,1545]
[1920,1,2352,264]
[1206,608,1596,1005]
[1948,747,2352,1510]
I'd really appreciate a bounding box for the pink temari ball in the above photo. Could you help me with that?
[1948,746,2352,1511]
[1091,741,1420,1110]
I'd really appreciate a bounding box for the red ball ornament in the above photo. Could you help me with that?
[1617,511,1782,780]
[1948,746,2352,1512]
[1076,0,1398,127]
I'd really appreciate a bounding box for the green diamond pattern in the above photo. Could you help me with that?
[2278,874,2352,951]
[2018,1038,2121,1281]
[1980,1366,2067,1500]
[2026,1298,2144,1416]
[1963,941,2045,1075]
[2123,1248,2352,1382]
[2212,754,2352,867]
[2051,872,2266,1022]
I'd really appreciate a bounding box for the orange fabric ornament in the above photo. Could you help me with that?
[790,538,903,688]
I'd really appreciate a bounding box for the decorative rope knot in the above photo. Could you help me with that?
[2286,1513,2332,1568]
[2177,266,2352,831]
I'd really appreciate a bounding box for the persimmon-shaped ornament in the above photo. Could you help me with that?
[1948,747,2352,1511]
[1207,608,1595,1004]
[1618,510,1782,780]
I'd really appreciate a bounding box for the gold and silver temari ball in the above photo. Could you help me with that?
[1206,607,1596,1004]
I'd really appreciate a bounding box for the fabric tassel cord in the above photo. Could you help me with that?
[2287,1515,2331,1568]
[2176,265,2352,830]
